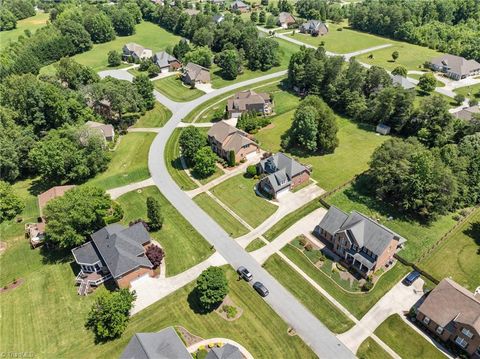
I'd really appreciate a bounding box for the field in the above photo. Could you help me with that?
[193,193,249,238]
[374,314,444,359]
[87,132,155,190]
[357,337,392,359]
[116,186,212,276]
[264,254,354,333]
[164,129,198,191]
[420,208,480,291]
[132,102,172,128]
[210,174,278,228]
[0,12,49,50]
[153,75,205,102]
[454,83,480,102]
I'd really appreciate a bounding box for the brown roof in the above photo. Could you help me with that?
[38,185,76,214]
[208,121,258,153]
[454,105,480,121]
[278,12,296,25]
[227,90,270,112]
[85,121,115,138]
[418,278,480,333]
[184,62,210,83]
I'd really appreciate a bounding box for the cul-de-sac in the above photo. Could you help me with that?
[1,0,479,358]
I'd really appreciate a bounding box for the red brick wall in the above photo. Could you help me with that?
[375,238,398,271]
[291,171,310,189]
[116,267,154,288]
[235,144,259,162]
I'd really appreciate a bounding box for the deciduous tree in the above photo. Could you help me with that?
[195,266,228,311]
[0,181,24,222]
[193,147,217,178]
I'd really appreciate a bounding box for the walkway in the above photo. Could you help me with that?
[187,338,254,359]
[107,177,154,200]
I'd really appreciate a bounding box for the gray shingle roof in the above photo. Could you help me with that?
[430,54,480,77]
[391,75,416,90]
[184,62,210,83]
[264,169,291,193]
[454,105,479,121]
[120,327,192,359]
[206,344,242,359]
[71,241,102,265]
[317,205,349,235]
[154,51,178,69]
[259,152,308,179]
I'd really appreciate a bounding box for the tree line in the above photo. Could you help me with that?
[0,0,36,31]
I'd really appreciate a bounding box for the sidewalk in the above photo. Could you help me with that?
[107,177,154,199]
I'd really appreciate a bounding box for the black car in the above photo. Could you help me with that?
[403,271,421,286]
[237,266,253,281]
[253,281,269,297]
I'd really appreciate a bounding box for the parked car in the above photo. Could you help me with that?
[237,266,253,281]
[403,271,421,286]
[253,281,269,297]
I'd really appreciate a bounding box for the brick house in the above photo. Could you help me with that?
[299,20,328,36]
[72,223,154,294]
[182,62,211,86]
[416,278,480,358]
[153,51,181,73]
[314,206,406,276]
[257,153,310,198]
[122,43,153,61]
[207,120,259,163]
[278,12,296,28]
[230,0,249,12]
[85,121,115,142]
[227,90,272,118]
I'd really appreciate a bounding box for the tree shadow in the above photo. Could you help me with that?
[40,245,72,265]
[464,222,480,248]
[28,177,57,196]
[187,288,221,315]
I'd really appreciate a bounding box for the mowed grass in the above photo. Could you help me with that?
[116,186,212,276]
[164,129,198,191]
[408,73,445,88]
[374,314,444,359]
[59,268,317,358]
[132,102,172,128]
[327,185,459,262]
[357,337,392,359]
[420,208,480,291]
[245,238,267,252]
[153,75,204,102]
[0,12,49,50]
[87,132,155,190]
[210,174,278,228]
[281,244,409,319]
[193,193,249,238]
[264,254,354,333]
[454,82,480,101]
[256,114,388,191]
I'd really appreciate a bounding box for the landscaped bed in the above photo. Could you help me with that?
[153,75,204,102]
[132,102,172,128]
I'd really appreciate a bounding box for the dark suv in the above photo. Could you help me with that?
[253,282,269,297]
[403,271,421,286]
[237,266,253,282]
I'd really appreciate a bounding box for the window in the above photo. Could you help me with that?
[423,316,430,325]
[461,328,474,339]
[455,336,468,349]
[436,326,444,335]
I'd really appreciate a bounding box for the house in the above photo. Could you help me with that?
[230,0,249,12]
[376,123,391,135]
[206,344,242,359]
[278,12,296,28]
[429,54,480,80]
[416,278,480,358]
[85,121,115,142]
[257,153,310,198]
[299,20,328,36]
[212,13,225,24]
[227,90,272,118]
[182,62,211,86]
[38,185,76,216]
[391,75,416,90]
[120,327,192,359]
[122,43,153,61]
[207,121,259,163]
[314,206,406,276]
[153,51,181,73]
[71,223,154,294]
[184,8,200,16]
[210,0,225,4]
[454,105,479,121]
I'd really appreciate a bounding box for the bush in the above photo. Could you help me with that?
[107,50,122,67]
[104,201,124,224]
[454,94,465,105]
[298,237,307,246]
[361,280,373,292]
[146,196,163,231]
[304,243,313,251]
[246,165,257,177]
[145,245,165,269]
[222,305,237,318]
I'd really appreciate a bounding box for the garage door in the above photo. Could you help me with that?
[246,151,257,160]
[276,186,290,197]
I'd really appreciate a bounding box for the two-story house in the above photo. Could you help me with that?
[227,90,272,118]
[122,43,153,61]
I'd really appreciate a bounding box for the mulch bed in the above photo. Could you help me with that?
[215,295,243,321]
[0,278,25,294]
[176,326,204,347]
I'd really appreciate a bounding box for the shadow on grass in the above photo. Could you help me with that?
[40,245,72,265]
[464,222,480,248]
[187,288,221,315]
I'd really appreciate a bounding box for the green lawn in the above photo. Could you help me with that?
[0,12,49,51]
[281,244,409,319]
[414,90,458,108]
[153,75,204,102]
[357,337,392,359]
[375,314,444,359]
[116,186,212,276]
[420,208,480,291]
[256,114,388,191]
[40,21,181,73]
[87,132,155,190]
[132,102,172,128]
[454,83,480,102]
[245,238,267,252]
[408,73,445,88]
[164,129,198,191]
[210,174,278,228]
[264,254,354,333]
[326,185,459,262]
[193,193,249,238]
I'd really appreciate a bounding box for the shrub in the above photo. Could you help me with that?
[129,219,150,231]
[222,305,237,318]
[361,280,373,292]
[246,165,257,177]
[107,50,122,67]
[145,245,165,269]
[146,196,163,231]
[298,237,307,246]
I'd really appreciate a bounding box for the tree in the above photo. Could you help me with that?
[259,10,266,24]
[454,94,465,105]
[55,57,99,90]
[183,46,213,68]
[193,147,217,178]
[290,105,318,151]
[122,2,143,24]
[146,196,163,231]
[55,18,93,54]
[247,38,279,71]
[193,27,214,47]
[133,74,155,110]
[0,181,24,222]
[246,165,257,177]
[195,266,228,311]
[391,66,407,77]
[363,66,392,97]
[278,0,293,12]
[3,0,35,20]
[0,8,17,31]
[85,289,136,341]
[145,245,164,269]
[228,150,235,167]
[250,11,258,23]
[391,51,399,62]
[266,15,277,29]
[418,73,437,93]
[216,49,242,80]
[44,186,112,248]
[111,8,136,36]
[179,126,206,163]
[147,63,160,77]
[84,12,116,43]
[108,50,122,67]
[173,39,191,61]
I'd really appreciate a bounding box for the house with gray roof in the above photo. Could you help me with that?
[314,206,406,276]
[227,90,272,118]
[416,278,480,358]
[85,121,115,142]
[391,75,416,90]
[257,153,310,198]
[123,43,153,61]
[153,51,181,73]
[230,0,249,12]
[72,223,154,294]
[121,327,192,359]
[182,62,211,86]
[299,20,328,36]
[429,54,480,80]
[454,105,480,121]
[206,343,242,359]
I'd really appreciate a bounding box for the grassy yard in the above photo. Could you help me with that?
[357,337,392,359]
[414,90,458,108]
[454,82,480,102]
[256,114,388,191]
[153,75,204,102]
[326,185,459,262]
[408,73,445,88]
[264,254,354,333]
[0,12,49,50]
[374,314,444,359]
[281,244,409,319]
[420,208,480,291]
[210,174,278,228]
[132,102,172,128]
[116,186,212,276]
[245,238,267,252]
[87,132,155,190]
[164,129,198,191]
[193,193,249,238]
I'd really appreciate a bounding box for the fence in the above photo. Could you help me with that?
[394,254,439,285]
